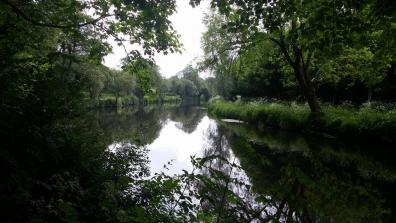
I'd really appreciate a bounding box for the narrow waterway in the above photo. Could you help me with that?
[95,105,396,222]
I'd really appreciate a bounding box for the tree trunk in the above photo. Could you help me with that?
[115,94,119,107]
[269,35,322,114]
[367,87,372,103]
[293,64,322,114]
[303,77,321,114]
[332,86,336,105]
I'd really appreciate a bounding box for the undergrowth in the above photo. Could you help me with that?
[209,100,396,143]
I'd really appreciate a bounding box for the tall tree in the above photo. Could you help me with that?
[200,11,240,99]
[0,1,182,221]
[1,0,181,58]
[192,0,378,114]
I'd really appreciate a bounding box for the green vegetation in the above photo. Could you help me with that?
[1,0,396,221]
[199,0,395,112]
[209,100,396,143]
[83,61,210,108]
[197,0,396,143]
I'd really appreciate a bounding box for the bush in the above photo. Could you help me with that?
[162,95,182,104]
[96,95,139,108]
[209,100,396,143]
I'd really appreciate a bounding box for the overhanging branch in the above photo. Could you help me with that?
[4,0,113,29]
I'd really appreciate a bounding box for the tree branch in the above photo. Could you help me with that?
[4,0,112,29]
[305,50,313,74]
[269,36,295,68]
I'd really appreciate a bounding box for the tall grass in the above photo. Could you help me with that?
[209,100,396,143]
[322,105,396,142]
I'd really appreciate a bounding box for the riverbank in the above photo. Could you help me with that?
[208,100,396,143]
[86,94,182,108]
[86,94,211,108]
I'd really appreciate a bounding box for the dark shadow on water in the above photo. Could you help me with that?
[205,120,396,222]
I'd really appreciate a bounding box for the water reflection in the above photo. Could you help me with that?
[94,106,166,146]
[148,116,211,175]
[216,122,396,222]
[197,123,263,222]
[97,106,207,175]
[97,105,396,222]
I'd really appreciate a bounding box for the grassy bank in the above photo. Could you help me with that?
[208,100,396,143]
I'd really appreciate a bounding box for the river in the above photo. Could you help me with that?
[94,105,396,222]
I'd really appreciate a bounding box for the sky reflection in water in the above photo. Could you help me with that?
[103,106,396,222]
[147,116,212,175]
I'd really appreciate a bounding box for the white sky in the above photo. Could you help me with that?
[103,0,210,78]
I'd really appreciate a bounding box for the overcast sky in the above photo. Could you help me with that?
[103,0,210,78]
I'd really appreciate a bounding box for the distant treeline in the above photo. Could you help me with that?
[85,61,211,108]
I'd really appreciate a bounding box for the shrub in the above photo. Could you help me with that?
[209,100,396,143]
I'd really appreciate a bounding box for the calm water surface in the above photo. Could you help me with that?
[96,105,396,222]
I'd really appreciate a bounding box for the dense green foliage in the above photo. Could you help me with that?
[0,0,199,221]
[163,65,211,102]
[209,100,396,143]
[198,0,396,110]
[1,0,396,221]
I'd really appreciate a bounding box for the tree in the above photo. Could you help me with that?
[178,65,210,99]
[123,57,163,101]
[80,63,108,103]
[106,70,135,105]
[320,47,389,102]
[200,10,239,99]
[230,34,295,99]
[192,0,379,114]
[2,0,181,57]
[0,1,183,220]
[201,11,297,100]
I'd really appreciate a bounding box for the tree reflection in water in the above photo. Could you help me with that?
[98,106,395,222]
[169,106,206,133]
[31,105,390,222]
[195,120,394,222]
[197,124,290,222]
[11,103,388,222]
